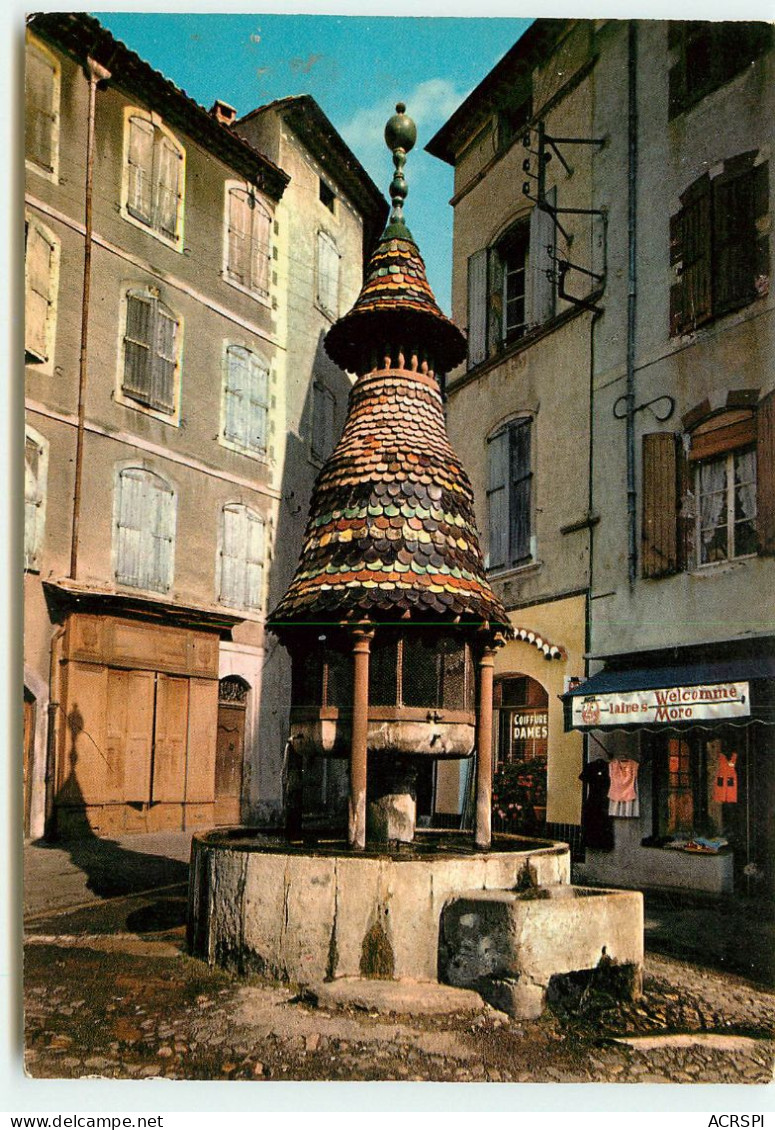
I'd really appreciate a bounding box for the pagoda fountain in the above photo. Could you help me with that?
[187,106,643,1019]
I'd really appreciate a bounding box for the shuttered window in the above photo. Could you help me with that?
[312,381,336,462]
[487,417,533,570]
[220,504,265,611]
[222,345,269,457]
[25,218,58,364]
[670,158,769,336]
[226,186,271,298]
[642,432,682,578]
[668,22,772,119]
[125,113,184,243]
[317,231,340,318]
[122,289,179,414]
[115,468,176,593]
[25,39,58,173]
[24,428,48,571]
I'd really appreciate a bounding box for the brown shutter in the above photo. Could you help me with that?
[680,176,713,331]
[60,662,108,803]
[757,389,775,555]
[185,678,219,803]
[669,209,685,337]
[152,674,189,803]
[642,432,680,578]
[753,162,770,297]
[106,669,154,803]
[714,168,757,317]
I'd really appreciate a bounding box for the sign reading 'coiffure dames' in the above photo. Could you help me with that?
[571,682,751,728]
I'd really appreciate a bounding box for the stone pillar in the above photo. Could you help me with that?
[367,755,418,843]
[349,628,373,849]
[475,644,496,850]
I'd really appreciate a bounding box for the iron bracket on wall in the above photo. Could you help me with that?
[612,394,676,422]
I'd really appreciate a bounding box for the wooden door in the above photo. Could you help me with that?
[151,674,189,803]
[215,702,245,825]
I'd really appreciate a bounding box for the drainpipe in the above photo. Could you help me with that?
[70,57,111,581]
[625,21,638,588]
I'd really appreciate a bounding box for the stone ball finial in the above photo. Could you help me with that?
[385,103,417,154]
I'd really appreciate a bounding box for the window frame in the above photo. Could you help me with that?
[668,21,772,120]
[217,502,266,613]
[24,426,49,573]
[120,108,186,250]
[113,465,177,594]
[25,214,60,371]
[223,181,272,303]
[694,445,758,568]
[219,342,271,461]
[486,415,534,573]
[116,285,183,423]
[25,34,60,182]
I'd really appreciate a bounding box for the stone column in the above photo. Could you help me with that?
[349,628,374,849]
[475,644,496,850]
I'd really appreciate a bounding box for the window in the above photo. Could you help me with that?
[222,345,269,458]
[641,392,775,578]
[219,504,265,611]
[25,216,59,366]
[311,380,336,462]
[225,185,271,299]
[114,467,176,593]
[319,179,336,213]
[317,230,340,319]
[670,156,769,336]
[24,427,48,572]
[121,287,180,416]
[25,36,59,176]
[123,111,184,245]
[466,194,556,368]
[668,22,772,119]
[487,417,533,570]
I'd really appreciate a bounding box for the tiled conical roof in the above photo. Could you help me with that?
[268,103,507,634]
[268,365,508,630]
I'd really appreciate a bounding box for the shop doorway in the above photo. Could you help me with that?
[493,674,548,836]
[215,676,248,825]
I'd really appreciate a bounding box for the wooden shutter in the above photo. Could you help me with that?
[223,345,246,447]
[466,249,488,368]
[148,477,175,592]
[185,678,218,804]
[60,662,108,804]
[678,176,712,332]
[714,168,757,317]
[26,44,55,169]
[24,432,44,569]
[152,674,189,803]
[510,418,532,563]
[155,134,181,239]
[25,221,55,362]
[127,116,154,223]
[227,187,250,285]
[487,428,508,569]
[106,668,154,803]
[220,505,242,606]
[251,199,271,297]
[245,510,265,610]
[757,389,775,555]
[248,353,269,455]
[527,188,556,328]
[487,246,505,355]
[123,292,153,401]
[152,304,177,412]
[116,468,146,586]
[642,432,680,577]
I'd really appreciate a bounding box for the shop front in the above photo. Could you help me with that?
[566,648,775,896]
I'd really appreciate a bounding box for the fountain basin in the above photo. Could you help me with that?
[439,884,644,1018]
[187,828,569,985]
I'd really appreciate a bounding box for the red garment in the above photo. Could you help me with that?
[608,759,638,803]
[714,752,738,804]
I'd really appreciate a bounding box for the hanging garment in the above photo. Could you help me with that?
[579,758,614,851]
[713,752,738,804]
[608,759,640,817]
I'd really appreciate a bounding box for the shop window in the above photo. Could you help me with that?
[121,287,180,416]
[317,230,340,319]
[123,111,184,246]
[668,22,772,119]
[311,380,336,462]
[466,192,556,369]
[24,427,48,572]
[25,36,59,177]
[25,216,59,367]
[219,503,265,612]
[114,467,176,593]
[493,674,548,836]
[486,416,533,570]
[669,155,769,336]
[642,392,775,577]
[652,731,745,844]
[225,184,271,299]
[221,344,269,458]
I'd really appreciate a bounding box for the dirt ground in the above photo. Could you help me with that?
[22,886,775,1085]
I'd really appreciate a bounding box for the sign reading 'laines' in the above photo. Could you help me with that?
[572,682,751,728]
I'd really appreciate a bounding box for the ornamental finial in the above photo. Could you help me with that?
[384,102,417,227]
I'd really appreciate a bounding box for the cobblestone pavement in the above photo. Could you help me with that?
[22,889,775,1085]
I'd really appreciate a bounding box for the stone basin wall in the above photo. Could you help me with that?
[187,832,570,985]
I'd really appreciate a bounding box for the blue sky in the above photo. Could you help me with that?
[92,12,533,313]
